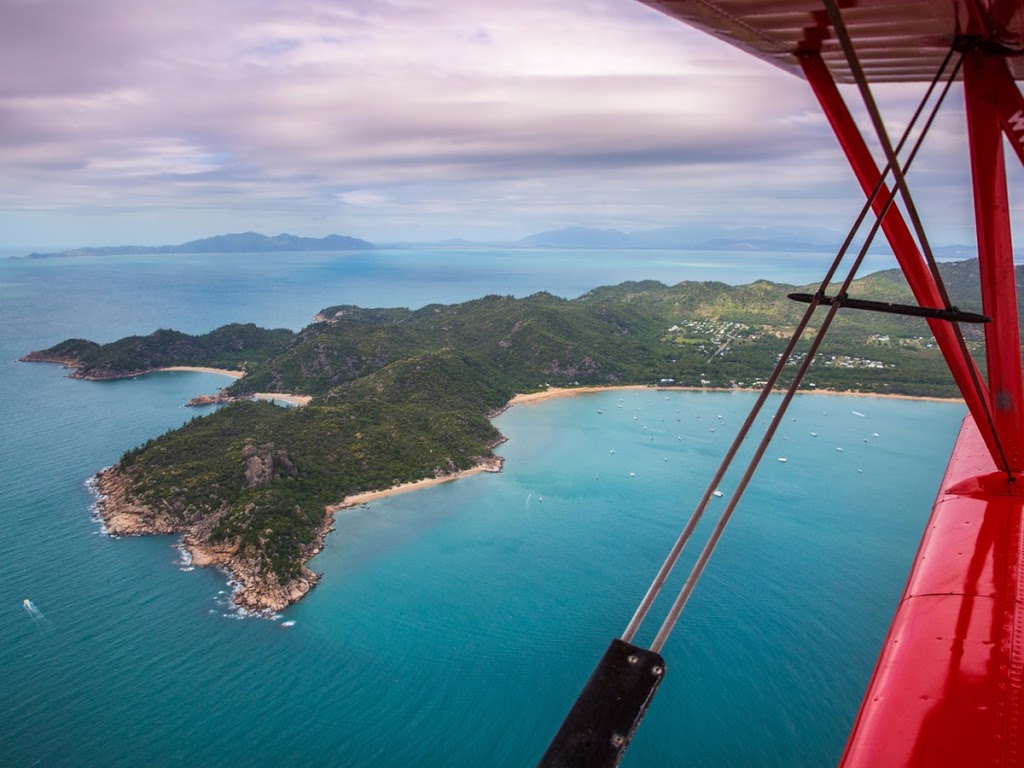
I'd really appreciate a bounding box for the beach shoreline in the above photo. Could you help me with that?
[323,384,960,512]
[160,365,245,378]
[253,392,313,406]
[506,384,963,406]
[328,456,504,511]
[92,465,325,614]
[158,368,313,406]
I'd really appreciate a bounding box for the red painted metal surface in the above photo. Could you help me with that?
[638,0,1024,82]
[990,56,1024,173]
[841,416,1024,766]
[963,50,1024,471]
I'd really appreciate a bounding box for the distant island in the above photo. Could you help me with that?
[510,226,983,255]
[16,225,984,258]
[21,231,374,259]
[21,259,996,614]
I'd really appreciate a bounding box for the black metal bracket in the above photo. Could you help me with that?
[537,638,666,768]
[787,292,990,323]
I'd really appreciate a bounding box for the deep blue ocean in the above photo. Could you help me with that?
[0,247,964,766]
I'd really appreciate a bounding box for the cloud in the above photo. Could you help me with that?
[0,0,992,246]
[337,190,388,206]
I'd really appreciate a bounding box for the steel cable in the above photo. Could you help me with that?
[623,40,965,650]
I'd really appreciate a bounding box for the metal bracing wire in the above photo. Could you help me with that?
[647,53,967,653]
[823,0,1013,480]
[622,42,964,650]
[822,0,953,309]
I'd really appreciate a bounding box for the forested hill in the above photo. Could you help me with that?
[27,257,1006,396]
[20,324,293,378]
[20,258,1002,609]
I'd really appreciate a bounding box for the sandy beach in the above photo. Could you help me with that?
[507,384,962,406]
[795,388,962,404]
[329,457,503,511]
[507,385,652,405]
[159,367,312,406]
[254,392,313,406]
[161,372,957,409]
[160,366,245,378]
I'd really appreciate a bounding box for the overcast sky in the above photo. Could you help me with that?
[1,0,1017,249]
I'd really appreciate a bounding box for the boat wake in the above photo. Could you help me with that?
[22,599,51,628]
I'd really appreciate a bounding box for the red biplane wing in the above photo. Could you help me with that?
[627,2,1024,767]
[639,0,1024,82]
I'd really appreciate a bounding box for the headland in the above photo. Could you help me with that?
[26,265,978,614]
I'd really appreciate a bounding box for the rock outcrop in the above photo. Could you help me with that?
[186,392,249,407]
[94,466,329,614]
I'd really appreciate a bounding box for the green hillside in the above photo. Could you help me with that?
[22,259,1004,592]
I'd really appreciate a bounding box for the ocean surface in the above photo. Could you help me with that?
[0,247,964,766]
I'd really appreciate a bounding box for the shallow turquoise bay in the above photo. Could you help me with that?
[0,249,963,766]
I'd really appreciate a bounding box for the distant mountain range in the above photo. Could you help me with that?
[512,224,875,252]
[22,231,374,258]
[509,226,985,256]
[19,225,979,258]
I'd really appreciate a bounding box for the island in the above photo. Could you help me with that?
[22,260,998,614]
[20,231,374,259]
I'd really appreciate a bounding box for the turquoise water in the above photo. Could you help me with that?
[0,249,963,766]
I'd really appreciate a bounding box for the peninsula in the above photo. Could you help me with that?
[22,260,996,613]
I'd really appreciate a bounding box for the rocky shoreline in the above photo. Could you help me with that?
[19,351,164,380]
[184,391,251,407]
[92,451,506,614]
[20,354,249,387]
[93,466,328,613]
